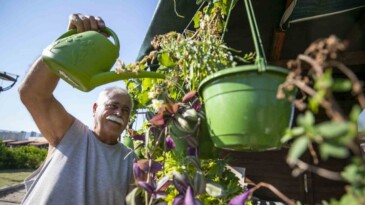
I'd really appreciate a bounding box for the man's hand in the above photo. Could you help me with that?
[67,13,109,37]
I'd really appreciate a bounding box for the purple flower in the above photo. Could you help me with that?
[184,186,195,205]
[137,159,163,174]
[172,195,184,205]
[132,134,145,141]
[133,161,147,182]
[137,175,171,199]
[137,181,167,199]
[150,114,165,126]
[191,99,202,112]
[149,126,160,135]
[187,147,197,156]
[182,91,197,103]
[133,159,163,183]
[171,186,197,205]
[173,172,190,194]
[228,189,253,205]
[165,136,176,151]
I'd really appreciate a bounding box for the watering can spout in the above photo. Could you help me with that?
[90,71,165,89]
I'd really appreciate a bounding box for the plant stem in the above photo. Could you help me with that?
[150,126,166,158]
[145,191,149,205]
[308,142,319,164]
[298,54,323,76]
[253,182,296,205]
[292,159,343,181]
[290,78,345,121]
[221,0,235,41]
[327,60,365,109]
[172,0,184,18]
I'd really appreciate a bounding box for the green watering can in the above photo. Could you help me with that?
[42,28,165,92]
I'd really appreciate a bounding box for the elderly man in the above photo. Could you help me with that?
[18,13,134,205]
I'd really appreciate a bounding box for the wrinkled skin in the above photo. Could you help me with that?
[93,90,131,145]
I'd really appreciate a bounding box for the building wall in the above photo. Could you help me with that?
[0,130,42,141]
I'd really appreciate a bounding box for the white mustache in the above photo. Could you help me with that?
[106,115,124,125]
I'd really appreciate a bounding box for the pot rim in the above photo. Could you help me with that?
[197,64,289,95]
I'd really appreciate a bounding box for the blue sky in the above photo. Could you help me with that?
[0,0,158,132]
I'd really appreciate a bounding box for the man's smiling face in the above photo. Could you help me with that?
[93,89,132,145]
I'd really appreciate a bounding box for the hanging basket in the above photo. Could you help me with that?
[198,65,294,151]
[196,0,296,151]
[197,115,220,159]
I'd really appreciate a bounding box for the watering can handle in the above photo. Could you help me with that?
[55,27,120,51]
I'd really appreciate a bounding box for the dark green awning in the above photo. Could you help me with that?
[137,0,365,63]
[280,0,365,29]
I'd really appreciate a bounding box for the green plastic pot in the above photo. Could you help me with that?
[198,65,294,151]
[197,114,219,159]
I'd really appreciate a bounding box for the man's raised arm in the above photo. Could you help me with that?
[18,14,107,147]
[19,57,74,147]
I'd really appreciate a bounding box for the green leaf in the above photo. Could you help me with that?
[281,133,293,143]
[291,127,305,136]
[174,114,194,133]
[349,105,361,123]
[196,0,205,4]
[193,171,206,195]
[281,127,305,143]
[316,121,350,139]
[339,193,360,205]
[332,79,352,92]
[126,187,142,205]
[297,111,315,127]
[141,78,152,92]
[287,137,308,164]
[185,156,201,170]
[315,69,333,89]
[185,135,199,148]
[320,143,349,160]
[137,91,150,107]
[159,52,175,67]
[205,182,226,197]
[341,163,358,184]
[182,109,198,122]
[193,11,202,28]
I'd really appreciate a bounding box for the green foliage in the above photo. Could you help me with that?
[123,1,251,204]
[122,0,364,204]
[278,35,365,204]
[0,142,47,169]
[287,136,308,165]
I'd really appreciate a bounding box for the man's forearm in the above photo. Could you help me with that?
[19,57,59,101]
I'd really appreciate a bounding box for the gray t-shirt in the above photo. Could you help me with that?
[21,119,135,205]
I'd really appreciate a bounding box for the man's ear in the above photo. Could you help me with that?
[93,103,97,115]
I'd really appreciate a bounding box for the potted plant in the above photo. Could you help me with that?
[118,0,297,204]
[121,0,294,153]
[196,0,294,151]
[115,0,365,204]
